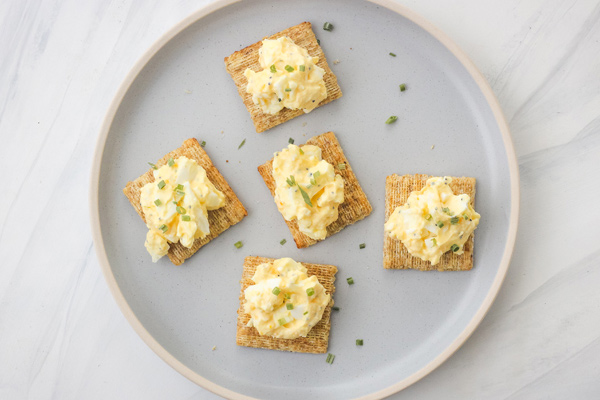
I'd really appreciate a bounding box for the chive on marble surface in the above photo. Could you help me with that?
[1,0,599,399]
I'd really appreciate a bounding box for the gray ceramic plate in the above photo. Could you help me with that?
[90,0,519,398]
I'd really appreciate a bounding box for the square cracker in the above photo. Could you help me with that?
[236,256,337,354]
[257,131,372,248]
[383,174,476,271]
[123,138,247,266]
[224,21,342,133]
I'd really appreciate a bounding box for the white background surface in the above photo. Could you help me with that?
[1,0,599,399]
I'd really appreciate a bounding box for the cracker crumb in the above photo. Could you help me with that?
[302,122,307,127]
[333,59,340,65]
[221,130,224,134]
[212,346,216,351]
[226,160,229,163]
[184,89,192,94]
[431,145,435,150]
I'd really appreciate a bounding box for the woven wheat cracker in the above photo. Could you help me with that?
[224,21,342,133]
[383,174,476,271]
[123,138,247,266]
[257,131,372,248]
[236,256,337,353]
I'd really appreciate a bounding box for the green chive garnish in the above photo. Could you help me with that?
[270,65,277,73]
[337,163,346,170]
[238,138,246,149]
[285,88,291,92]
[176,190,185,196]
[464,214,469,220]
[303,311,308,315]
[385,116,398,124]
[323,22,333,31]
[289,138,294,144]
[450,216,459,225]
[356,339,364,346]
[299,147,304,155]
[159,224,168,233]
[299,65,305,72]
[442,207,453,215]
[280,239,287,245]
[200,140,206,147]
[157,180,166,189]
[451,244,460,252]
[347,277,354,285]
[278,318,287,326]
[286,175,296,186]
[359,243,366,249]
[167,158,175,167]
[284,293,291,299]
[272,287,280,295]
[234,241,243,249]
[148,162,157,170]
[313,171,321,179]
[389,52,396,57]
[176,206,186,214]
[176,184,184,191]
[306,287,315,296]
[432,238,437,246]
[400,83,406,92]
[310,177,317,186]
[332,306,340,311]
[182,215,191,221]
[437,221,444,228]
[425,214,433,221]
[326,353,335,364]
[298,185,313,207]
[286,303,294,310]
[154,199,162,206]
[284,65,294,72]
[317,39,320,45]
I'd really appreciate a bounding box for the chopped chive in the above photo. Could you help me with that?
[323,22,333,31]
[154,199,162,206]
[148,162,157,170]
[172,201,177,204]
[298,185,313,207]
[450,216,459,225]
[284,293,291,299]
[389,52,396,57]
[432,238,437,246]
[234,240,243,249]
[200,140,206,147]
[332,306,340,311]
[284,65,294,72]
[159,224,168,233]
[286,175,296,186]
[286,303,294,310]
[337,163,346,170]
[463,214,469,220]
[272,286,280,295]
[303,311,308,315]
[437,221,444,228]
[176,184,184,191]
[442,207,453,215]
[425,214,433,221]
[278,318,287,326]
[359,243,366,249]
[317,39,320,45]
[176,206,186,215]
[313,171,321,179]
[299,147,304,155]
[238,138,246,149]
[289,137,295,144]
[400,83,406,92]
[306,287,315,296]
[326,353,335,364]
[451,244,460,252]
[310,177,317,186]
[299,65,305,72]
[347,277,354,285]
[285,88,292,92]
[385,116,398,124]
[157,180,166,189]
[356,339,364,346]
[181,215,191,221]
[167,158,175,167]
[176,190,185,196]
[280,239,287,245]
[270,65,277,73]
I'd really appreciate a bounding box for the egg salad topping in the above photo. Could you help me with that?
[243,36,327,115]
[272,144,344,240]
[243,258,331,339]
[140,156,225,262]
[384,177,481,265]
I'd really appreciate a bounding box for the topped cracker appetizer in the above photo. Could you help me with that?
[258,131,372,248]
[383,174,481,271]
[225,22,342,132]
[123,139,247,265]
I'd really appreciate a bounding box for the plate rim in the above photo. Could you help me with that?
[88,0,520,398]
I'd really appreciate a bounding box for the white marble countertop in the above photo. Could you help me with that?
[2,0,599,398]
